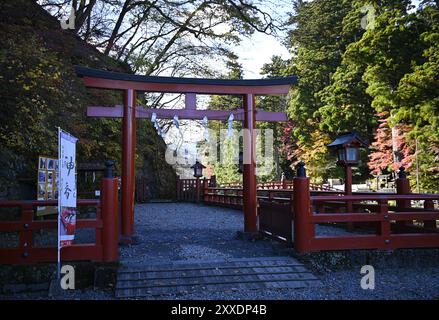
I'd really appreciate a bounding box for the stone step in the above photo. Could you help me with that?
[117,272,318,289]
[115,256,321,298]
[118,256,303,273]
[116,279,321,298]
[118,265,310,281]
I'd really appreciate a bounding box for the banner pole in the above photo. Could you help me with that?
[57,127,61,280]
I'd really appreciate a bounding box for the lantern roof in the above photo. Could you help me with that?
[327,132,368,149]
[190,160,206,169]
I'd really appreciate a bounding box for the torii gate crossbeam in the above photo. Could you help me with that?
[75,66,297,243]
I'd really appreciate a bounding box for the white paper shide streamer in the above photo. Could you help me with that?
[202,116,209,141]
[227,113,234,138]
[173,115,180,131]
[151,112,165,138]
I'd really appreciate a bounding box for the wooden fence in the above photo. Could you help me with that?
[201,170,439,252]
[293,174,439,253]
[0,176,119,264]
[176,177,215,203]
[221,180,338,192]
[259,200,293,245]
[303,194,439,252]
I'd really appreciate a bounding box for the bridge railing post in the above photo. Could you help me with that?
[176,175,181,201]
[423,200,436,230]
[202,178,209,202]
[293,161,313,253]
[281,173,287,189]
[195,178,201,203]
[101,160,119,262]
[210,175,217,187]
[395,166,412,230]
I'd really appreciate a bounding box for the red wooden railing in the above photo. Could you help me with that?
[0,176,118,264]
[221,180,338,192]
[136,178,150,203]
[293,175,439,253]
[202,166,439,252]
[202,187,340,208]
[203,187,244,209]
[259,200,293,245]
[176,177,215,203]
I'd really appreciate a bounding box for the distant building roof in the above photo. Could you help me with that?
[327,132,368,148]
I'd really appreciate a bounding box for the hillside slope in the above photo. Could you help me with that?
[0,0,176,200]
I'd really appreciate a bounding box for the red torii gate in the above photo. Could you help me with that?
[75,66,297,242]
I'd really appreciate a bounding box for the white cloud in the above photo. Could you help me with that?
[235,33,290,78]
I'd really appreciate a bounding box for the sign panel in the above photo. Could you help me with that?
[37,156,59,216]
[58,129,78,247]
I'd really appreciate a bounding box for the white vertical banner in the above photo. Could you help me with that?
[58,129,78,250]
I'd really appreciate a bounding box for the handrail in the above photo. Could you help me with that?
[0,177,119,264]
[312,194,439,202]
[0,199,100,207]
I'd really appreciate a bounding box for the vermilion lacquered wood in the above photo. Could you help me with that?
[243,94,257,233]
[259,200,293,245]
[424,200,437,229]
[101,177,119,262]
[0,245,104,264]
[0,199,99,207]
[311,214,383,223]
[395,176,412,230]
[0,180,119,264]
[378,199,391,238]
[185,93,197,110]
[311,194,439,202]
[0,219,102,232]
[87,106,288,122]
[309,233,439,252]
[121,89,136,238]
[309,236,384,252]
[293,177,313,253]
[82,76,292,95]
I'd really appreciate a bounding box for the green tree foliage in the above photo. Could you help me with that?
[394,1,439,191]
[207,55,290,183]
[285,0,355,181]
[206,54,243,184]
[349,0,438,191]
[283,0,438,191]
[257,56,290,181]
[0,1,177,199]
[0,26,85,195]
[40,0,284,76]
[213,137,241,185]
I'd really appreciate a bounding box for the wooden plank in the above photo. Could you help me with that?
[118,265,310,281]
[0,244,103,264]
[82,77,293,95]
[310,235,386,251]
[0,219,103,232]
[116,272,318,290]
[119,259,303,273]
[311,213,383,223]
[87,106,287,122]
[115,257,321,297]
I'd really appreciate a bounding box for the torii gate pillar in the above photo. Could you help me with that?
[243,94,257,234]
[121,88,136,241]
[75,66,296,239]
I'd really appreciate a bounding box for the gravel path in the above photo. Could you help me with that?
[118,203,439,300]
[1,203,438,300]
[120,203,291,265]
